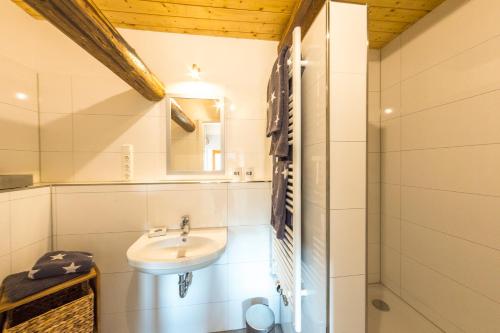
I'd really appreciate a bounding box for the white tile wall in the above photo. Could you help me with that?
[367,49,381,284]
[380,0,500,330]
[52,182,276,333]
[30,25,276,183]
[329,2,367,333]
[0,56,40,182]
[0,187,52,281]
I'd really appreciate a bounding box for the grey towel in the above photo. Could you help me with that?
[271,158,290,239]
[267,46,290,158]
[2,270,89,302]
[28,251,93,280]
[271,47,291,158]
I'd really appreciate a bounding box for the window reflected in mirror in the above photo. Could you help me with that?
[167,96,224,174]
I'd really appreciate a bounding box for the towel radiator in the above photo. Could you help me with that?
[272,26,306,333]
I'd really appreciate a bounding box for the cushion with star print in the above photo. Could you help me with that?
[28,251,94,280]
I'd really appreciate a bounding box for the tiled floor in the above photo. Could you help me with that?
[368,284,443,333]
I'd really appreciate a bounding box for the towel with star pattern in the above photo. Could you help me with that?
[28,251,94,280]
[266,45,290,158]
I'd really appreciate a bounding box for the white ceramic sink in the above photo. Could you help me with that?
[127,227,227,275]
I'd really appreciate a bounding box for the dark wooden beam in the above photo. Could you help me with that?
[24,0,165,101]
[170,99,196,132]
[278,0,326,51]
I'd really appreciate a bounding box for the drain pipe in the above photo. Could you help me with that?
[178,272,193,298]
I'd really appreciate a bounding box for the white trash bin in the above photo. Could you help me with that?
[245,304,275,332]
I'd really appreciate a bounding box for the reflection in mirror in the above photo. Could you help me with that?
[167,96,224,174]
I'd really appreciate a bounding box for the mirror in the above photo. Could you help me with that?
[167,96,224,174]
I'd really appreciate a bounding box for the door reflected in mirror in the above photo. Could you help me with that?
[167,96,224,174]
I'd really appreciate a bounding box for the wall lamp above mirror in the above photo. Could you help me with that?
[166,95,225,175]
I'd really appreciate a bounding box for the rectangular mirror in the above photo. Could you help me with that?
[166,95,224,174]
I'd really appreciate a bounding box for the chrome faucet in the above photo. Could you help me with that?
[180,215,190,238]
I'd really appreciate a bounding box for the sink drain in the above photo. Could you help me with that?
[372,299,390,312]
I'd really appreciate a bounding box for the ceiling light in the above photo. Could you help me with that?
[189,64,201,80]
[230,104,236,111]
[15,92,28,100]
[384,108,393,115]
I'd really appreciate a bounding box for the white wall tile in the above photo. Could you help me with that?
[100,271,155,314]
[0,103,38,151]
[401,36,500,115]
[382,214,401,252]
[41,152,74,182]
[73,152,122,182]
[147,186,227,229]
[302,6,327,91]
[367,243,381,284]
[226,119,267,154]
[11,238,51,273]
[402,145,500,196]
[401,257,500,333]
[381,184,400,219]
[0,201,10,256]
[330,73,367,142]
[330,142,366,209]
[100,302,227,333]
[0,254,10,282]
[227,225,270,264]
[0,55,37,111]
[330,209,366,277]
[330,2,367,74]
[381,117,400,152]
[400,0,500,80]
[228,261,274,301]
[401,186,500,251]
[73,114,162,153]
[381,151,400,185]
[381,37,401,90]
[55,231,142,273]
[40,113,73,151]
[55,190,148,234]
[330,275,366,333]
[38,72,72,114]
[303,74,327,147]
[381,245,401,295]
[368,49,381,92]
[157,264,229,307]
[228,186,271,226]
[380,83,400,121]
[72,74,160,117]
[402,221,500,303]
[401,90,500,150]
[10,193,51,250]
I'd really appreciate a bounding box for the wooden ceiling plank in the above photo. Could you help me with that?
[22,0,165,101]
[95,0,291,25]
[144,0,298,14]
[369,6,428,23]
[335,0,445,11]
[104,10,285,35]
[115,23,280,40]
[369,19,410,33]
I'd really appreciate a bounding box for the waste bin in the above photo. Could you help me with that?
[245,304,275,332]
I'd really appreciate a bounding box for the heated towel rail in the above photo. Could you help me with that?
[272,26,306,333]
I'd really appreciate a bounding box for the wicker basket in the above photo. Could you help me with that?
[2,282,94,333]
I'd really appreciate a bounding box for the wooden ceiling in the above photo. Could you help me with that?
[14,0,444,49]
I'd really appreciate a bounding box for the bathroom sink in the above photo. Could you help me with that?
[127,227,227,275]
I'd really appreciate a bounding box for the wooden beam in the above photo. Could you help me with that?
[170,99,196,132]
[278,0,325,51]
[23,0,165,101]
